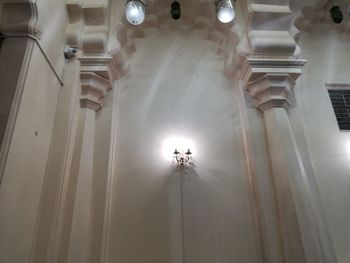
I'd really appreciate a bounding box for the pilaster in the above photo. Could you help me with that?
[241,58,306,263]
[241,57,336,263]
[66,59,113,263]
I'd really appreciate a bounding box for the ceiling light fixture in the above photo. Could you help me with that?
[125,0,145,25]
[215,0,236,23]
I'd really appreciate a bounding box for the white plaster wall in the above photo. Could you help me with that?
[107,27,260,263]
[0,44,61,263]
[296,25,350,263]
[30,60,81,263]
[0,1,68,262]
[91,91,115,261]
[37,0,67,72]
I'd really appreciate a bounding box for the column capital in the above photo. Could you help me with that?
[80,72,112,111]
[240,58,306,111]
[79,54,117,111]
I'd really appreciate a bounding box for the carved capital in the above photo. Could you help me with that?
[247,73,295,111]
[241,58,305,111]
[80,72,112,111]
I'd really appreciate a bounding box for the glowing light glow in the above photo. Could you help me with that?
[216,0,235,23]
[162,136,196,161]
[218,7,235,23]
[125,0,145,25]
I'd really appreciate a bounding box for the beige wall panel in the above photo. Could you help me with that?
[0,39,30,149]
[0,44,61,263]
[106,28,260,263]
[30,60,81,263]
[91,91,114,262]
[297,26,350,263]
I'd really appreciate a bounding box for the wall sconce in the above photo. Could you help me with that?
[125,0,146,25]
[162,136,195,168]
[215,0,236,23]
[173,148,194,167]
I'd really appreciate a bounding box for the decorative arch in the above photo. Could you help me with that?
[65,0,245,81]
[112,16,242,80]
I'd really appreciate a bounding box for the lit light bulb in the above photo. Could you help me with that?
[216,0,235,23]
[125,0,145,25]
[218,7,235,23]
[162,136,195,161]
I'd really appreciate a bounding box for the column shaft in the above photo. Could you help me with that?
[263,107,307,263]
[67,107,96,263]
[64,69,112,263]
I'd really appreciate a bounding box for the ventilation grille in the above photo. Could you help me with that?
[328,89,350,130]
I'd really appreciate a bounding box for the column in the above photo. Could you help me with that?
[241,58,335,263]
[67,71,112,263]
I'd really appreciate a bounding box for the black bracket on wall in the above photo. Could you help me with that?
[171,1,181,20]
[330,6,343,24]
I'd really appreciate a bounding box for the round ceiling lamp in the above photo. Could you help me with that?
[215,0,235,23]
[125,0,145,25]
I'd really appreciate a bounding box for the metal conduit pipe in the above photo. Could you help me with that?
[0,34,64,86]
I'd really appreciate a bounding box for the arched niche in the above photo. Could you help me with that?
[104,23,263,263]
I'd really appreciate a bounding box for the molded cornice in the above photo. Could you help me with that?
[0,0,42,37]
[79,56,118,81]
[241,58,306,83]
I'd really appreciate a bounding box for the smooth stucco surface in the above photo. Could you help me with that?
[108,27,260,263]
